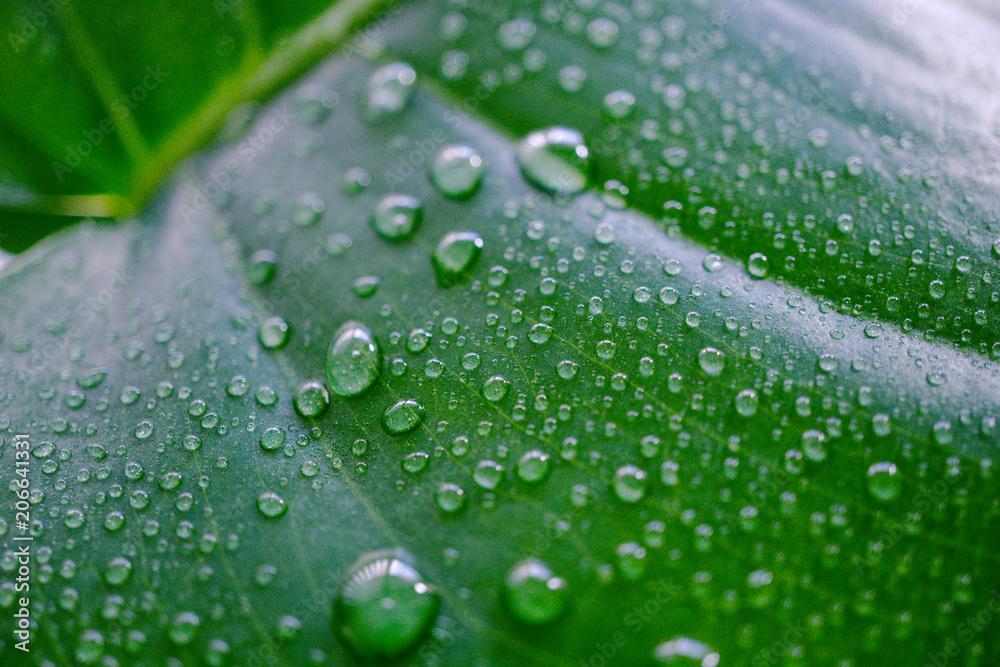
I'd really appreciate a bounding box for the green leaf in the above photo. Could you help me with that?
[0,0,396,222]
[2,1,1000,666]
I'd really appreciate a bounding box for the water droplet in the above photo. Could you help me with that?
[867,462,900,502]
[434,483,467,514]
[294,380,330,418]
[326,321,381,397]
[585,17,620,48]
[528,323,552,344]
[433,231,484,287]
[653,637,720,666]
[702,254,723,272]
[372,194,423,241]
[594,222,617,245]
[503,558,568,625]
[516,127,590,194]
[734,389,758,417]
[168,612,201,646]
[430,145,485,199]
[615,541,647,581]
[363,62,417,123]
[402,451,430,474]
[603,90,635,119]
[292,192,324,227]
[498,18,536,50]
[383,399,425,435]
[697,347,726,376]
[864,323,884,339]
[473,460,505,489]
[257,491,288,518]
[612,465,648,503]
[75,629,105,664]
[334,549,440,660]
[76,367,109,389]
[259,317,290,350]
[747,253,769,278]
[516,449,552,483]
[483,375,510,402]
[104,556,132,585]
[801,430,827,462]
[260,426,286,451]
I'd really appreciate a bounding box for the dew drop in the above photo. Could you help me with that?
[503,558,568,625]
[372,194,423,242]
[259,317,290,350]
[516,127,590,194]
[653,637,720,665]
[362,62,417,123]
[697,347,726,377]
[867,461,900,502]
[430,145,485,199]
[383,399,425,435]
[334,549,440,660]
[326,321,381,397]
[432,231,484,287]
[434,482,467,514]
[257,491,288,518]
[168,612,201,646]
[612,465,648,503]
[516,449,552,483]
[294,380,330,418]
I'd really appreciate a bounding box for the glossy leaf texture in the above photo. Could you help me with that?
[2,1,1000,666]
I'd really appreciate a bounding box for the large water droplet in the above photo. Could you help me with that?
[430,145,485,199]
[362,62,417,123]
[503,558,568,625]
[326,322,381,397]
[432,231,484,287]
[372,194,423,241]
[334,549,440,659]
[516,127,590,194]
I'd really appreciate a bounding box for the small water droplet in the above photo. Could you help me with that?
[652,637,720,666]
[697,347,726,376]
